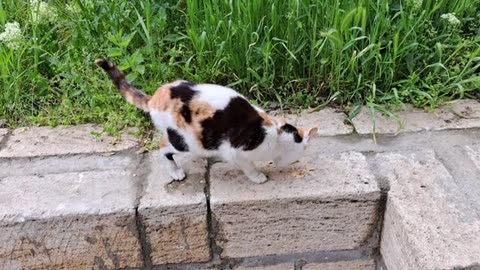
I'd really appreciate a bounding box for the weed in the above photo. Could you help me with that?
[0,0,478,133]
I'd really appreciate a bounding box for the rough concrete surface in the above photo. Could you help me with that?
[352,99,480,134]
[465,143,480,171]
[0,153,138,178]
[210,151,381,258]
[0,125,138,158]
[138,152,211,265]
[303,259,376,270]
[0,170,142,269]
[234,263,292,270]
[374,151,480,270]
[278,107,353,136]
[0,128,8,144]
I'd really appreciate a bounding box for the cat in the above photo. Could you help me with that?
[95,58,317,183]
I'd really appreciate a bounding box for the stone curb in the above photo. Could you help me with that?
[274,107,353,136]
[209,151,381,258]
[0,170,143,269]
[233,259,376,270]
[373,150,480,270]
[2,105,480,269]
[0,125,138,158]
[352,99,480,135]
[0,122,381,269]
[303,259,375,270]
[138,153,211,265]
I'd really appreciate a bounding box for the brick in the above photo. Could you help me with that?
[0,153,138,178]
[435,99,480,129]
[373,151,480,270]
[303,259,375,270]
[234,263,292,270]
[210,151,381,258]
[138,152,210,265]
[352,105,445,135]
[275,107,353,136]
[0,170,142,269]
[352,99,480,135]
[0,125,138,158]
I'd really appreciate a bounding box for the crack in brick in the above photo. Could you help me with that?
[135,208,153,269]
[133,153,153,269]
[204,159,224,267]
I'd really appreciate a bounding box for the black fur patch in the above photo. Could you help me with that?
[167,128,189,152]
[170,81,196,102]
[280,124,303,143]
[201,97,266,150]
[180,105,192,123]
[170,81,197,123]
[165,153,174,161]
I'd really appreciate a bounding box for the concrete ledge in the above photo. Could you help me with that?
[210,151,381,258]
[303,259,375,270]
[0,125,138,158]
[138,153,211,265]
[4,108,479,269]
[278,107,353,136]
[0,153,137,178]
[352,99,480,135]
[0,170,142,269]
[0,129,8,143]
[234,263,292,270]
[373,150,480,270]
[465,144,480,171]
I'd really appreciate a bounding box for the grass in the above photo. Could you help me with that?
[0,0,479,134]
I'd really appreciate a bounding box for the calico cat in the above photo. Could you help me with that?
[96,59,317,183]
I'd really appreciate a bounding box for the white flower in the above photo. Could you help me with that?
[407,0,423,11]
[441,13,461,26]
[0,22,24,50]
[66,4,79,13]
[31,0,57,24]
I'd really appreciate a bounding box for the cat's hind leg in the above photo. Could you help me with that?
[159,139,186,181]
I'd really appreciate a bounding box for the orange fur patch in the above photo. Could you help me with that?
[189,100,216,145]
[150,86,216,148]
[148,86,171,111]
[259,111,274,127]
[297,128,305,138]
[159,137,169,149]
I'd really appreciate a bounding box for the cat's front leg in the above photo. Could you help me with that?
[159,140,186,181]
[230,157,268,184]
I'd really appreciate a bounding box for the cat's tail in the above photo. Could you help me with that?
[95,58,151,112]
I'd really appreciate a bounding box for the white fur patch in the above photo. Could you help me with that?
[193,84,243,110]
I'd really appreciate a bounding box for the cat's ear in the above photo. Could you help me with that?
[304,127,318,142]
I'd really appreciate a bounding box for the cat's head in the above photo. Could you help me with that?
[274,122,318,167]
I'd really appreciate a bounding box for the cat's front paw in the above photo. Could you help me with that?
[168,168,186,181]
[248,172,268,184]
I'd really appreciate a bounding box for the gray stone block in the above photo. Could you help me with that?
[0,170,143,269]
[303,259,375,270]
[374,151,480,270]
[352,99,480,135]
[0,154,138,178]
[0,125,138,158]
[0,129,8,143]
[210,151,381,258]
[138,152,210,265]
[465,144,480,171]
[234,263,292,270]
[277,107,353,136]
